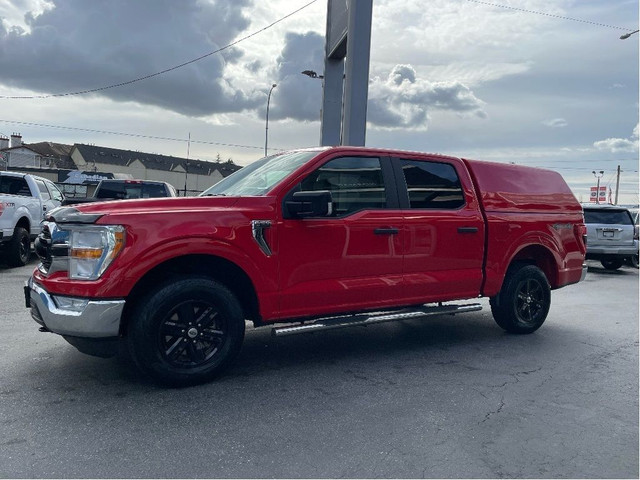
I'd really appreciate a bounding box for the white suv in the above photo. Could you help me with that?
[583,205,639,270]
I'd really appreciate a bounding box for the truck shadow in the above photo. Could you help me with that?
[37,313,511,389]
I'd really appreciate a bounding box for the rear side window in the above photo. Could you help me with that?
[584,209,633,225]
[399,160,464,209]
[0,176,32,197]
[300,156,387,216]
[96,182,168,199]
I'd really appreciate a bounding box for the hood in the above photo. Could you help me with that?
[48,196,241,224]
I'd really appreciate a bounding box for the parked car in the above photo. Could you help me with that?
[0,171,64,267]
[26,147,587,386]
[583,204,639,270]
[62,179,177,205]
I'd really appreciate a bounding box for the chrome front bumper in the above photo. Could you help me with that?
[25,277,125,338]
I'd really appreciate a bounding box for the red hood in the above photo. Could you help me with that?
[73,196,240,216]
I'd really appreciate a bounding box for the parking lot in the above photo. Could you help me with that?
[0,257,638,478]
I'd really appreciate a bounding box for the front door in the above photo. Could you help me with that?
[278,155,405,319]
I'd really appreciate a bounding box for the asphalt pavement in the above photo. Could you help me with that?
[0,256,638,478]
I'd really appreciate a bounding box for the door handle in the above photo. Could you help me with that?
[457,227,479,234]
[374,227,399,235]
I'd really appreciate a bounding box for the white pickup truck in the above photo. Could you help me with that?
[0,172,64,267]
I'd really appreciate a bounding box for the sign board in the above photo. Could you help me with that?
[326,0,348,58]
[58,170,115,184]
[589,186,608,203]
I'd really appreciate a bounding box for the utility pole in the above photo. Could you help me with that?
[614,165,621,205]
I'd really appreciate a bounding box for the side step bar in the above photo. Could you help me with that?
[271,303,482,337]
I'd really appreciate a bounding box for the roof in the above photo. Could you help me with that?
[27,142,76,169]
[73,143,241,177]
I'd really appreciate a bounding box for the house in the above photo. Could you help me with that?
[0,134,74,169]
[70,144,240,195]
[1,135,241,196]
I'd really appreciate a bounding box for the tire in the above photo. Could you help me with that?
[601,259,623,270]
[6,226,30,267]
[628,255,639,269]
[127,276,245,387]
[490,264,551,334]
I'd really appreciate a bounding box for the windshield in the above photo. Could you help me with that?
[200,150,320,197]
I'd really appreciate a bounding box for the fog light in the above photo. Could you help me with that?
[52,296,89,312]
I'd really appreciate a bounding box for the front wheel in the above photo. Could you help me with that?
[490,265,551,334]
[127,276,245,386]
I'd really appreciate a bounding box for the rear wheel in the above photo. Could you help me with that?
[6,226,30,267]
[627,255,638,269]
[127,276,245,386]
[490,265,550,334]
[601,259,623,270]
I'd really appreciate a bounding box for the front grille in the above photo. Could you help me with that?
[36,222,69,275]
[35,224,52,271]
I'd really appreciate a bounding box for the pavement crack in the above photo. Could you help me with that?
[481,397,506,424]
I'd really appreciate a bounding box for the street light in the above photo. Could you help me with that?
[592,170,604,204]
[301,70,324,79]
[620,29,639,40]
[265,83,277,157]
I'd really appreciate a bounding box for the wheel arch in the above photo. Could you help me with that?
[120,254,261,336]
[15,215,30,232]
[510,244,558,288]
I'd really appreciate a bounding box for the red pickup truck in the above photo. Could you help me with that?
[26,147,587,385]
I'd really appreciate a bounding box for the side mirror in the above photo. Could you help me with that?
[286,190,333,218]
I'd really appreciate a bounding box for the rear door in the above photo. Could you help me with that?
[391,156,485,302]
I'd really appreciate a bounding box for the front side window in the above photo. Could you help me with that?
[399,160,464,209]
[300,156,387,216]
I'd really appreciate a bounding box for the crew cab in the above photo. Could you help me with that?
[26,147,587,385]
[0,171,64,266]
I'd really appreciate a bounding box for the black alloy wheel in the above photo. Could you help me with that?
[128,276,245,386]
[490,264,551,334]
[158,299,227,367]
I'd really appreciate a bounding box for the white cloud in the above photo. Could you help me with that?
[594,124,640,153]
[367,65,486,130]
[543,118,568,128]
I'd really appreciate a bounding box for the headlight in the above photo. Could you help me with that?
[69,225,125,280]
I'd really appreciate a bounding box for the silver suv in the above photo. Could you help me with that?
[583,205,639,270]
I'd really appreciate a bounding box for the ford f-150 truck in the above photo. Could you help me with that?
[26,147,587,386]
[1,171,64,267]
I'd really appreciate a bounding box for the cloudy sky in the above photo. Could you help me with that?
[0,0,637,202]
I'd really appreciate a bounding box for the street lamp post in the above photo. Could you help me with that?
[592,170,604,204]
[620,29,639,40]
[265,83,277,157]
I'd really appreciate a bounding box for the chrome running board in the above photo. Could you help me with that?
[271,303,482,337]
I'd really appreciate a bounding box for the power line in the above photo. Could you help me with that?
[465,0,633,31]
[0,0,319,100]
[0,119,271,151]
